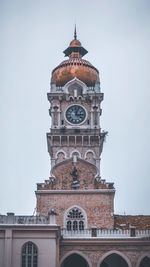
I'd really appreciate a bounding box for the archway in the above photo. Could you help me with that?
[139,256,150,267]
[61,253,89,267]
[100,253,129,267]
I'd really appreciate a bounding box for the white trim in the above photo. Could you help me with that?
[97,250,132,267]
[59,250,92,267]
[63,205,87,229]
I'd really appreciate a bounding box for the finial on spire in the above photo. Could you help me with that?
[74,24,77,40]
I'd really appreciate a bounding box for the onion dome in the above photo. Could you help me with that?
[51,27,100,87]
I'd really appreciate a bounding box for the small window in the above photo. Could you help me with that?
[22,242,38,267]
[79,221,84,230]
[67,221,72,230]
[56,151,65,163]
[73,221,78,231]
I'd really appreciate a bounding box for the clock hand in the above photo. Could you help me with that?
[75,107,80,116]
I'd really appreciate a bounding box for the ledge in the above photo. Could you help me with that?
[35,189,115,194]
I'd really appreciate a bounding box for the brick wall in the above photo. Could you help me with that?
[60,239,150,267]
[114,215,150,229]
[51,159,97,190]
[36,191,114,229]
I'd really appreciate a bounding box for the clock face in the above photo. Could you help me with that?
[66,105,86,125]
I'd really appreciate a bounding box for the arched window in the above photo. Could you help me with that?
[72,151,80,159]
[56,151,65,163]
[22,242,38,267]
[66,207,85,231]
[85,151,96,164]
[79,221,84,230]
[68,83,83,97]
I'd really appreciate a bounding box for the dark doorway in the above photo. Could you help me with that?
[100,253,128,267]
[139,256,150,267]
[61,253,89,267]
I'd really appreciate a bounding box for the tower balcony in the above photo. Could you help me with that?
[48,128,102,135]
[47,129,107,149]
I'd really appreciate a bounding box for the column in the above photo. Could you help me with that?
[58,109,61,127]
[4,229,12,267]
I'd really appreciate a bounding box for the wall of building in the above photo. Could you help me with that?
[60,239,150,267]
[0,226,59,267]
[36,190,114,229]
[52,159,97,190]
[0,230,5,267]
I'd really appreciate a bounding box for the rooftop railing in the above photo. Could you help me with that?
[0,214,48,225]
[61,228,150,239]
[0,214,150,239]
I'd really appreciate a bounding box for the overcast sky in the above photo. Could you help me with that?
[0,0,150,216]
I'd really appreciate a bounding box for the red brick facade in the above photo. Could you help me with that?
[60,239,150,267]
[114,215,150,229]
[36,190,114,229]
[36,158,115,229]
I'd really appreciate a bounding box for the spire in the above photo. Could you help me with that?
[74,24,77,40]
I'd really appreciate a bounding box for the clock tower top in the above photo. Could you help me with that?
[45,31,109,187]
[51,29,100,87]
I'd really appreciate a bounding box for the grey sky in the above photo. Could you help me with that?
[0,0,150,215]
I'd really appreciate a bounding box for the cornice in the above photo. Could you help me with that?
[35,189,115,195]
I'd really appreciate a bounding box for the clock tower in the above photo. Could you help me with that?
[36,29,115,230]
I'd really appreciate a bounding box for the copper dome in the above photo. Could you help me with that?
[51,58,99,87]
[51,31,100,87]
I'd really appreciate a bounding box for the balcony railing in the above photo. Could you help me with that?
[62,229,91,238]
[61,228,150,239]
[0,214,48,225]
[1,215,150,239]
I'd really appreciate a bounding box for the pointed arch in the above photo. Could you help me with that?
[21,241,38,267]
[64,205,87,229]
[136,254,150,267]
[97,250,132,267]
[64,77,87,94]
[60,250,92,267]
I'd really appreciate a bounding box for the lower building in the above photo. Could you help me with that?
[0,212,150,267]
